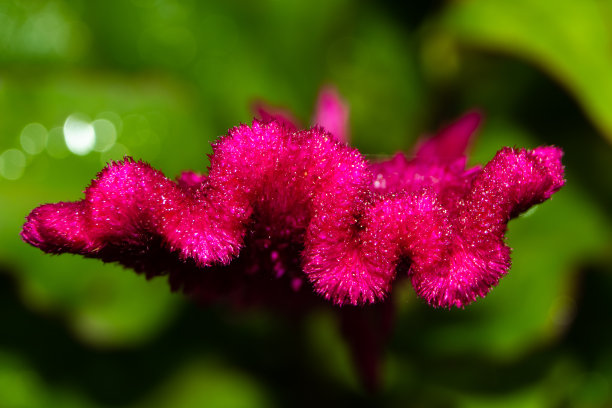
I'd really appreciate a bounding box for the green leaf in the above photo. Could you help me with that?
[441,0,612,144]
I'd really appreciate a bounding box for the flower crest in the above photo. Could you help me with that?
[21,89,564,308]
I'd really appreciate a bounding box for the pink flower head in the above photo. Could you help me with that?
[21,90,564,309]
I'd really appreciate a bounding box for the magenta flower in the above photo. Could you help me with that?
[21,89,564,310]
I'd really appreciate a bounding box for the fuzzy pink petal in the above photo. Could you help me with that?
[410,146,565,307]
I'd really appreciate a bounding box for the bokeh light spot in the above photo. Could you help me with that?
[46,126,70,158]
[93,119,117,152]
[64,113,95,156]
[96,111,123,136]
[19,123,48,155]
[0,148,26,180]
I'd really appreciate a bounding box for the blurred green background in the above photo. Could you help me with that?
[1,0,611,407]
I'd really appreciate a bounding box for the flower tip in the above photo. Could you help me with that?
[21,202,90,254]
[415,281,488,309]
[498,145,565,204]
[313,85,350,143]
[416,110,483,163]
[21,210,43,248]
[252,100,300,131]
[457,110,483,129]
[410,244,511,309]
[529,145,563,164]
[531,145,565,194]
[310,272,388,307]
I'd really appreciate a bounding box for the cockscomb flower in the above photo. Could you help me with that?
[21,88,564,310]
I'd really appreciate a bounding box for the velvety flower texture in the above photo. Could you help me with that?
[21,90,564,309]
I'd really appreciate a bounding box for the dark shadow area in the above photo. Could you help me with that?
[379,0,446,29]
[0,268,382,407]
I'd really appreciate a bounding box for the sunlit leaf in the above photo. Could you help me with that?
[441,0,612,144]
